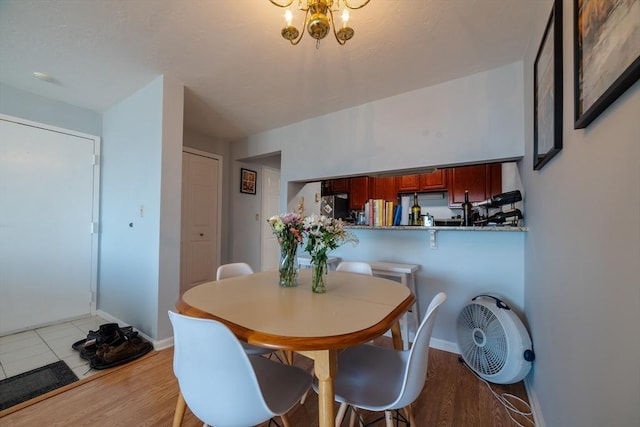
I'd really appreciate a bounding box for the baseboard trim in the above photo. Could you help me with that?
[154,337,174,350]
[429,337,459,354]
[524,377,545,427]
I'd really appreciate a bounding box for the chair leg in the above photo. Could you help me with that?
[280,413,291,427]
[403,404,416,425]
[335,402,348,426]
[384,411,394,427]
[300,366,315,405]
[349,407,358,427]
[299,388,310,405]
[172,392,187,427]
[284,350,294,364]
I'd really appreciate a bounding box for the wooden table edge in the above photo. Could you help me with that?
[175,293,415,351]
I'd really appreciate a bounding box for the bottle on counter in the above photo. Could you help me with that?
[411,192,421,226]
[462,190,473,226]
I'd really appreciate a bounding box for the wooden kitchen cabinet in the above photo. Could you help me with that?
[324,178,349,195]
[373,176,398,202]
[397,169,447,193]
[396,174,420,193]
[419,169,447,190]
[349,176,374,210]
[447,164,502,206]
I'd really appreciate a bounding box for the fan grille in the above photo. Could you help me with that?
[457,303,508,376]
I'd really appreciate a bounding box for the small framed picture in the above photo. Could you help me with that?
[240,168,257,195]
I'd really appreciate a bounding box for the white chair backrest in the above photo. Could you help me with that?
[336,261,373,276]
[395,292,447,408]
[168,311,274,426]
[216,262,253,280]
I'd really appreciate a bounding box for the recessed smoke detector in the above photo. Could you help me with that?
[33,71,56,82]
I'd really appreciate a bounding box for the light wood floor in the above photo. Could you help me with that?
[0,337,534,426]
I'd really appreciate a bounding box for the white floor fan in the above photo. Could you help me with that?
[456,294,535,384]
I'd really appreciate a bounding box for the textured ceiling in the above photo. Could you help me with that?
[0,0,552,142]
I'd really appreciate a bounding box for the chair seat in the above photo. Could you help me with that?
[242,342,275,356]
[250,355,312,414]
[313,344,409,410]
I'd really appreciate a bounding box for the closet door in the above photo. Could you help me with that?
[0,117,99,335]
[180,150,221,294]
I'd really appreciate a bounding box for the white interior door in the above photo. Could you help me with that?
[180,150,221,294]
[260,167,281,271]
[0,117,99,335]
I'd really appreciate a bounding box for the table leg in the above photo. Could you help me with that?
[390,321,404,350]
[172,391,186,427]
[313,349,338,427]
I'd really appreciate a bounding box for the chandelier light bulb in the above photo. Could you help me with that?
[285,9,293,26]
[341,9,349,27]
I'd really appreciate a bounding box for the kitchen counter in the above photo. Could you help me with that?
[345,225,527,232]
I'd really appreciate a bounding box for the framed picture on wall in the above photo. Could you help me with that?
[240,168,257,195]
[574,0,640,129]
[534,0,563,171]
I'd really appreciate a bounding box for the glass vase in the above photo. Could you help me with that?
[311,261,327,293]
[279,244,299,287]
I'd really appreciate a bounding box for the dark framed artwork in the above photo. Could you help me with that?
[240,168,257,195]
[534,0,563,171]
[574,0,640,129]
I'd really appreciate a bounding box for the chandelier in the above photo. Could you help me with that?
[268,0,371,47]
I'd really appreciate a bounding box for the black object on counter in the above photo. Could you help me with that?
[476,190,522,207]
[462,190,473,226]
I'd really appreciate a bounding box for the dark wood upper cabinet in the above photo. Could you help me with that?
[397,169,447,193]
[396,174,420,193]
[349,176,374,210]
[324,178,349,195]
[373,176,398,202]
[447,164,502,206]
[419,169,447,191]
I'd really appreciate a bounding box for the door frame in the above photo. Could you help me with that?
[260,166,281,271]
[0,113,101,321]
[181,147,223,281]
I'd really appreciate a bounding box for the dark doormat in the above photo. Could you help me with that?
[0,360,78,410]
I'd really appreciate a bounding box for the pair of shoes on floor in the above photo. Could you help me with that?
[72,323,153,370]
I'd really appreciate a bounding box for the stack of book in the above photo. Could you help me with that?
[364,199,402,227]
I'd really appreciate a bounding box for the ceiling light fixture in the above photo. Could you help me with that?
[33,71,56,82]
[269,0,370,48]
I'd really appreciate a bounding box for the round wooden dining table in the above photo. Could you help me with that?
[173,268,415,427]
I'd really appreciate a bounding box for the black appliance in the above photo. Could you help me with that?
[320,195,349,220]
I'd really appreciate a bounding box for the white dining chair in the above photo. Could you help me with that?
[318,292,447,427]
[168,311,312,427]
[336,261,373,276]
[215,262,277,357]
[216,262,254,280]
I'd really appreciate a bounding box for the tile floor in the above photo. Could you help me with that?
[0,315,108,381]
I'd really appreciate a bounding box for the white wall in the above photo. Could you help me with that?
[235,61,524,181]
[156,76,185,340]
[100,75,184,340]
[520,1,640,425]
[0,83,102,135]
[329,228,525,347]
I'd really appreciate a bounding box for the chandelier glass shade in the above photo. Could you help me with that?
[269,0,370,46]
